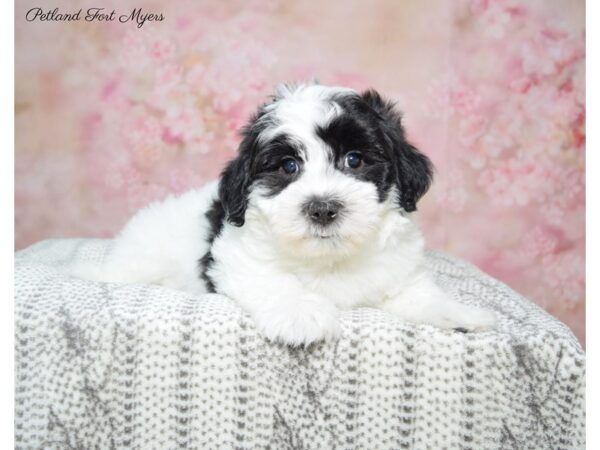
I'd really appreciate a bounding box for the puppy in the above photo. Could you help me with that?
[74,83,496,346]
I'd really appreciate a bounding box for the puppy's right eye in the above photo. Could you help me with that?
[281,158,299,174]
[345,151,363,169]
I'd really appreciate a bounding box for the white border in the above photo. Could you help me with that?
[586,0,595,447]
[1,0,15,445]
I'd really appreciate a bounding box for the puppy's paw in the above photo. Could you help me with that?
[253,297,341,347]
[383,290,498,332]
[423,303,497,332]
[381,276,498,333]
[450,306,497,332]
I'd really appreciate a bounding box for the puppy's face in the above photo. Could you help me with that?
[219,84,433,260]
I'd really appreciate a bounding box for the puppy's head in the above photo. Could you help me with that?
[219,83,433,260]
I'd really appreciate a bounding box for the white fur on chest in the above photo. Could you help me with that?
[209,208,426,310]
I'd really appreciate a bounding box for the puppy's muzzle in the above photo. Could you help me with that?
[302,198,344,226]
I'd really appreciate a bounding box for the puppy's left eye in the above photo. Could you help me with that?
[281,158,299,174]
[345,151,363,169]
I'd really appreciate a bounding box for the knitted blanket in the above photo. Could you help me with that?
[15,239,585,450]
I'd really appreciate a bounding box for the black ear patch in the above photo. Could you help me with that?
[218,134,254,227]
[394,141,433,212]
[360,89,433,212]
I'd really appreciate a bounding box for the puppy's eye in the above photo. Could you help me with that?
[345,151,363,169]
[281,158,299,174]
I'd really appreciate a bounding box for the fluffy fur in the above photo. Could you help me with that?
[72,83,496,346]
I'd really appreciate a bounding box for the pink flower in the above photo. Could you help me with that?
[436,168,468,212]
[521,225,559,259]
[424,73,481,118]
[482,5,513,39]
[468,0,490,15]
[163,104,206,143]
[458,114,487,147]
[540,250,585,308]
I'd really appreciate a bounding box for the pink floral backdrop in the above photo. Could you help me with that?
[15,0,585,344]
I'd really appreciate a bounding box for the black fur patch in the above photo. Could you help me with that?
[198,199,226,293]
[252,134,305,197]
[218,105,272,227]
[316,104,394,202]
[357,90,434,212]
[199,252,216,293]
[318,91,433,211]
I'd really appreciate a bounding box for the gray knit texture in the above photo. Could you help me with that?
[15,239,585,450]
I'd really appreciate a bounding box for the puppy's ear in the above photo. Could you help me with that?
[392,141,434,212]
[218,136,253,227]
[361,89,433,212]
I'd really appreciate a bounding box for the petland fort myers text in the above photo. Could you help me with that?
[25,7,164,28]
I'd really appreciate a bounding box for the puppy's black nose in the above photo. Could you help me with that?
[303,198,344,226]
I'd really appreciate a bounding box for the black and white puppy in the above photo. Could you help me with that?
[75,83,496,346]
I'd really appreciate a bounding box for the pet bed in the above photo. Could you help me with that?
[15,238,585,449]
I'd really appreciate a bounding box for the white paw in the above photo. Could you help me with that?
[434,305,498,332]
[253,296,341,346]
[459,307,498,332]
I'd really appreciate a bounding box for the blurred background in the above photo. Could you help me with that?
[15,0,585,344]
